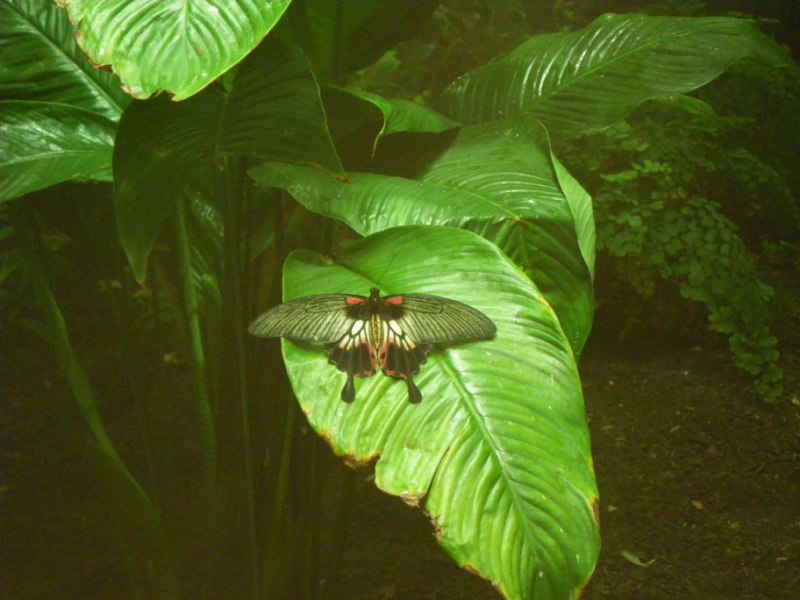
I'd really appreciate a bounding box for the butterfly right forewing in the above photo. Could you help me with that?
[388,294,497,344]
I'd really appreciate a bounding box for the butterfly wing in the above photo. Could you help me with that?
[326,317,379,402]
[249,290,495,404]
[248,294,378,402]
[248,294,363,343]
[385,294,497,344]
[377,316,430,403]
[373,293,495,403]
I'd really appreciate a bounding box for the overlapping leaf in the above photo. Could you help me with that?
[62,0,290,100]
[250,117,594,356]
[275,0,437,81]
[114,38,343,281]
[0,2,128,118]
[323,86,460,154]
[439,14,789,139]
[270,226,598,600]
[0,2,126,201]
[0,102,117,201]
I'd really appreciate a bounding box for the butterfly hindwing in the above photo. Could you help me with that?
[327,317,377,402]
[377,318,430,404]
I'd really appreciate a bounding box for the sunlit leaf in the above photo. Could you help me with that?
[267,226,599,600]
[62,0,291,100]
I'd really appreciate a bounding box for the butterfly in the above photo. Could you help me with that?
[248,287,496,403]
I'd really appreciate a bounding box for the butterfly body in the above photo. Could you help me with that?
[249,287,495,403]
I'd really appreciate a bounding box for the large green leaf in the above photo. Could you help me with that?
[0,102,117,202]
[250,117,594,356]
[270,226,599,600]
[62,0,290,100]
[439,14,789,139]
[114,38,343,281]
[275,0,438,82]
[0,2,128,118]
[0,1,126,201]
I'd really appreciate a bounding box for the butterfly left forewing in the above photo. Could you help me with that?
[248,294,362,343]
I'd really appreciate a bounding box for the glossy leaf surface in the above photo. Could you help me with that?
[439,14,789,139]
[0,2,125,201]
[270,226,599,600]
[63,0,290,100]
[0,102,117,201]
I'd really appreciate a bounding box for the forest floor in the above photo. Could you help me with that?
[329,333,800,600]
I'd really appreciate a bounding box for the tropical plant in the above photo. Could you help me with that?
[1,1,792,599]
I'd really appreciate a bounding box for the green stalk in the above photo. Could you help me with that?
[175,197,217,486]
[261,399,295,592]
[221,157,260,598]
[16,208,185,596]
[322,467,356,600]
[303,438,320,600]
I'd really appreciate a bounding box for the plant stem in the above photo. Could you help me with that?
[221,156,260,598]
[175,196,217,486]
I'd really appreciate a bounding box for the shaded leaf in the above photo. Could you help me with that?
[324,86,460,154]
[652,94,719,121]
[276,0,438,82]
[114,38,343,281]
[439,14,790,139]
[0,102,116,201]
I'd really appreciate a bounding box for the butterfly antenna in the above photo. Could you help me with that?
[375,251,398,292]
